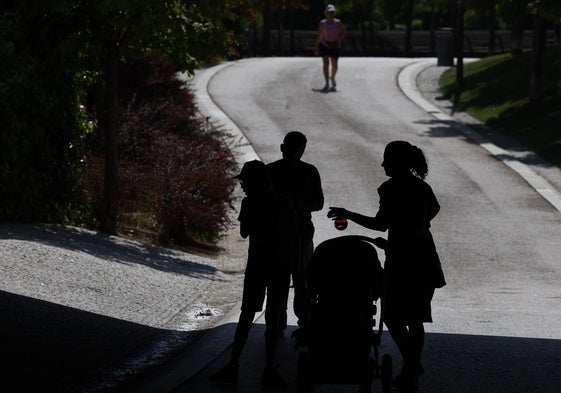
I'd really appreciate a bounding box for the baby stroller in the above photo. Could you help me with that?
[296,236,392,393]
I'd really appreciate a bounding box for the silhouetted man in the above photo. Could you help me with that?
[267,131,324,339]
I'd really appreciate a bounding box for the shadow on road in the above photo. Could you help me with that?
[422,332,561,393]
[4,286,560,393]
[0,290,200,393]
[414,119,559,170]
[177,324,561,393]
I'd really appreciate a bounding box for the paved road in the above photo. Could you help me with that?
[174,57,561,393]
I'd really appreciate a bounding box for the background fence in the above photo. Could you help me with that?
[264,29,559,57]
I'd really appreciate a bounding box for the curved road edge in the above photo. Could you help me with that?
[397,59,561,214]
[189,63,260,164]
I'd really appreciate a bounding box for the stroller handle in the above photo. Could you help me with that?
[331,235,388,250]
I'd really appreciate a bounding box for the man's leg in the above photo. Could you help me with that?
[210,309,255,384]
[264,307,280,366]
[262,279,289,388]
[230,310,255,364]
[293,239,313,334]
[278,284,289,334]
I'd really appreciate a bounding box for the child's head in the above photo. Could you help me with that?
[234,160,272,196]
[382,140,428,179]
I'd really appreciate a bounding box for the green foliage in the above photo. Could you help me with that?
[527,0,561,19]
[0,7,88,223]
[1,0,242,234]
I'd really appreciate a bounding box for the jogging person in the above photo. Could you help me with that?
[313,4,347,91]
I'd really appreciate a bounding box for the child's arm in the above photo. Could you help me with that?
[240,222,249,239]
[238,198,250,239]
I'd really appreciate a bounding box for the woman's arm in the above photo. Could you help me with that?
[313,21,323,55]
[338,20,347,44]
[327,207,386,231]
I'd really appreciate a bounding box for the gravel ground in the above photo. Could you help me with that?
[0,206,247,393]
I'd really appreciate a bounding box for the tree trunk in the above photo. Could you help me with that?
[277,0,284,55]
[100,48,119,235]
[510,15,525,56]
[530,15,545,102]
[488,0,496,54]
[430,2,437,54]
[404,0,414,56]
[455,0,465,104]
[263,0,272,55]
[289,9,295,55]
[361,20,367,54]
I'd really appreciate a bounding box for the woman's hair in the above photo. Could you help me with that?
[386,140,429,179]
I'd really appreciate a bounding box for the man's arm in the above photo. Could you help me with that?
[304,166,324,212]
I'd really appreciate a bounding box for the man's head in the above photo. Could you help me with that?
[281,131,307,162]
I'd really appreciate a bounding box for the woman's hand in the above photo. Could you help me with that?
[372,236,388,250]
[329,207,383,232]
[327,207,349,220]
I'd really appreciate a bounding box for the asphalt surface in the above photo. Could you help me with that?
[1,58,560,393]
[175,57,561,393]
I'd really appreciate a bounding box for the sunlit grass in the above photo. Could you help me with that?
[439,46,561,168]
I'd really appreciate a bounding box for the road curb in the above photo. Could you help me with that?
[189,62,260,164]
[397,59,561,214]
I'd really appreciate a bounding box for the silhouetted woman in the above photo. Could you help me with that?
[328,140,445,393]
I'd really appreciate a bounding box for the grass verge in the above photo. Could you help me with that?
[439,46,561,169]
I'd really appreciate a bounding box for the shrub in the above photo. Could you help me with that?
[155,127,237,245]
[84,51,237,246]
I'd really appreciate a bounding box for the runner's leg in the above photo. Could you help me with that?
[322,56,330,89]
[330,57,338,88]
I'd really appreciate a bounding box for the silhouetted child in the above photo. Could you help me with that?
[210,160,298,388]
[328,140,445,393]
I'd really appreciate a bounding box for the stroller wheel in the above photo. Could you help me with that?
[296,352,313,393]
[381,354,392,393]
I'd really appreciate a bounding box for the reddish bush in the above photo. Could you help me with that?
[155,129,237,244]
[84,51,237,246]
